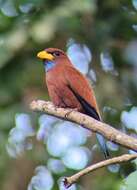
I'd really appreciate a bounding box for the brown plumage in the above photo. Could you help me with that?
[46,49,99,113]
[37,47,109,158]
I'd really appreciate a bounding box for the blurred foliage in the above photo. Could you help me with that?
[0,0,137,190]
[121,169,137,190]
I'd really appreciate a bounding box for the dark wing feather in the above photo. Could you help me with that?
[68,85,100,120]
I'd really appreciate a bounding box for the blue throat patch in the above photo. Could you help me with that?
[44,60,55,72]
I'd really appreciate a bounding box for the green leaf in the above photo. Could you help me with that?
[124,170,137,190]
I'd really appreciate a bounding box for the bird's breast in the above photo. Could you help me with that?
[46,69,82,110]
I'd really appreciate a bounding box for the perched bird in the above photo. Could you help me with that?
[37,48,110,158]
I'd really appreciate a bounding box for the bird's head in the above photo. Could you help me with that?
[37,48,68,72]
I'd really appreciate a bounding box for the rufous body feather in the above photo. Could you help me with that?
[37,47,109,158]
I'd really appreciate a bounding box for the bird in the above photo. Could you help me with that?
[37,47,110,158]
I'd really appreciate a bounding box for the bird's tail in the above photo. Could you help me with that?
[96,133,120,172]
[96,133,110,159]
[96,133,120,173]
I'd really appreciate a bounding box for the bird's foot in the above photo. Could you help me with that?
[65,108,78,118]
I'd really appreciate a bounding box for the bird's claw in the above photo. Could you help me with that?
[65,108,78,118]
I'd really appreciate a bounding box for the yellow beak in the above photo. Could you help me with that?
[37,51,54,60]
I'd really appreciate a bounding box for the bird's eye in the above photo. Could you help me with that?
[53,52,60,57]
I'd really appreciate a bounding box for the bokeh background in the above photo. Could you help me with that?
[0,0,137,190]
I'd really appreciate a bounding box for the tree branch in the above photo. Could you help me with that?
[63,154,137,187]
[30,100,137,152]
[30,100,137,187]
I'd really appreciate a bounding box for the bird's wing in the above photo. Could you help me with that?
[64,65,110,158]
[64,65,100,117]
[67,85,100,120]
